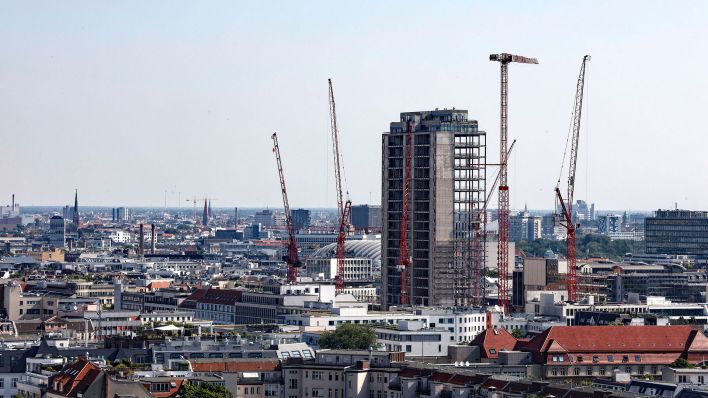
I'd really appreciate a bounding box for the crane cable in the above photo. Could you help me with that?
[556,79,579,190]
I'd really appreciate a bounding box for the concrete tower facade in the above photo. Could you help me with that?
[382,109,486,308]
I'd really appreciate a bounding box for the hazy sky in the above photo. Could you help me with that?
[1,1,706,210]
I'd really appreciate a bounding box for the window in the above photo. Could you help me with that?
[312,371,323,380]
[551,367,558,376]
[586,367,592,376]
[699,376,705,384]
[622,355,629,363]
[593,356,600,363]
[607,355,614,362]
[678,375,687,383]
[600,367,606,376]
[574,367,580,376]
[576,356,584,363]
[289,379,298,389]
[635,355,641,362]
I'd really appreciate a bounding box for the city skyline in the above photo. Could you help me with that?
[2,1,707,210]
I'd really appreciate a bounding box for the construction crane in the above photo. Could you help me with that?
[489,53,538,312]
[271,132,300,283]
[471,140,516,307]
[397,120,413,305]
[185,196,199,224]
[555,55,591,302]
[328,79,352,293]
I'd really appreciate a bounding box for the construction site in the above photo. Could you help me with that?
[270,54,592,313]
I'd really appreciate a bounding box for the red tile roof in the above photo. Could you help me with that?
[185,288,242,305]
[470,328,518,359]
[520,325,708,354]
[191,359,281,373]
[142,378,185,398]
[47,359,101,397]
[147,281,171,290]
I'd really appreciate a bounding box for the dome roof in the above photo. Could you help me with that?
[309,239,381,262]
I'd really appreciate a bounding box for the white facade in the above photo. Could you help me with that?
[375,320,453,357]
[109,230,133,243]
[306,257,373,281]
[284,307,492,344]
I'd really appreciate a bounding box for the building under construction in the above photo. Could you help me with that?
[382,109,486,308]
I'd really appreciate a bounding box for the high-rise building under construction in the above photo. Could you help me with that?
[382,109,486,307]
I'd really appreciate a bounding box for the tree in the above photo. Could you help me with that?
[318,324,378,350]
[517,234,636,261]
[181,382,233,398]
[671,358,694,368]
[511,328,525,339]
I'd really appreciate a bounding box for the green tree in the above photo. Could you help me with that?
[511,328,525,339]
[517,234,636,261]
[181,382,233,398]
[671,358,694,368]
[318,324,378,350]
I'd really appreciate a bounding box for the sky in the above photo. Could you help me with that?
[1,1,707,211]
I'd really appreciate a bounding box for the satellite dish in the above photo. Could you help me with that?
[465,361,470,366]
[454,361,460,367]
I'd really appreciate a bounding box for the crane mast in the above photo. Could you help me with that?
[329,79,345,217]
[489,53,538,312]
[398,120,413,305]
[328,79,351,293]
[556,55,590,302]
[471,140,516,307]
[335,201,352,291]
[271,132,300,283]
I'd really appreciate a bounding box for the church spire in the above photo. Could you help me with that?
[73,189,80,226]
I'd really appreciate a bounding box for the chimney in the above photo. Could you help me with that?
[151,224,156,254]
[139,223,144,257]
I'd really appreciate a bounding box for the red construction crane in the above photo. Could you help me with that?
[471,140,516,307]
[555,55,591,302]
[271,132,300,283]
[335,201,352,291]
[328,79,352,293]
[397,120,413,305]
[489,53,538,312]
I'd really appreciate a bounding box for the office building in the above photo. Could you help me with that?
[48,216,66,249]
[510,210,542,243]
[305,240,380,281]
[112,207,131,223]
[382,109,486,307]
[597,214,622,235]
[574,199,595,221]
[255,210,275,227]
[291,208,311,231]
[351,204,382,231]
[645,209,708,255]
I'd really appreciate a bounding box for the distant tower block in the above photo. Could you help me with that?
[234,207,239,227]
[151,224,156,254]
[139,223,145,257]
